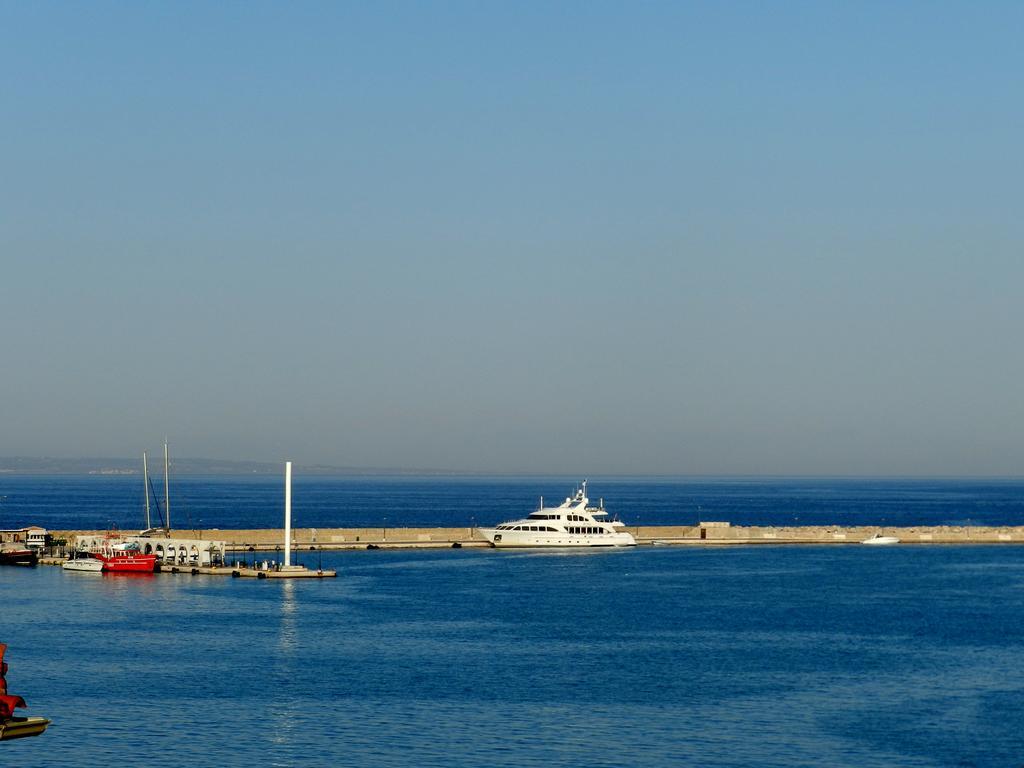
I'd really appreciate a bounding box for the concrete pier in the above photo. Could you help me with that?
[50,523,1024,552]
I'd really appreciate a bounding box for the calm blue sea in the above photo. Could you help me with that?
[4,479,1024,765]
[3,544,1024,767]
[2,475,1024,531]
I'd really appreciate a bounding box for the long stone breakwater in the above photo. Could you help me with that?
[51,523,1024,551]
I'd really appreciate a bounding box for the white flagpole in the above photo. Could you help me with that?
[284,461,292,568]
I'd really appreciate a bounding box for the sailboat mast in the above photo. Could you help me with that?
[143,451,151,530]
[163,439,170,532]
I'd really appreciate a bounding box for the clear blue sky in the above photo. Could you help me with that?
[2,1,1022,474]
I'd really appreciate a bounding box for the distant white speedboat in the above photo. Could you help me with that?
[479,481,636,548]
[62,556,103,572]
[861,533,900,546]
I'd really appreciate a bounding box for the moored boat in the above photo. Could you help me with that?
[89,539,158,573]
[861,532,900,546]
[0,644,50,741]
[480,481,637,548]
[62,555,104,572]
[0,546,38,567]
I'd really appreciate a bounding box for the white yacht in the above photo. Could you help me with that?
[861,532,900,546]
[62,555,103,572]
[480,481,636,548]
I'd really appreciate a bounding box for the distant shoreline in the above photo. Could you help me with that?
[2,458,1024,480]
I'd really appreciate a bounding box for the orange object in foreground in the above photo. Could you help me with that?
[0,644,50,741]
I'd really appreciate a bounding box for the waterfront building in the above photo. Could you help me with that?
[72,533,227,567]
[0,527,48,550]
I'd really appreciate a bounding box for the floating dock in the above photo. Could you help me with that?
[232,566,336,579]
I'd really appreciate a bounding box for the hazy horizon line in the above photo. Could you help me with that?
[1,455,1023,481]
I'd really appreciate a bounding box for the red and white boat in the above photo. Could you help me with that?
[89,538,157,573]
[0,546,38,567]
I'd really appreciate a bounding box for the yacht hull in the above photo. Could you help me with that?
[62,558,104,572]
[480,529,636,548]
[0,716,51,740]
[0,549,38,566]
[95,553,158,573]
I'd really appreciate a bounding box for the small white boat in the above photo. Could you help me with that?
[62,556,103,572]
[861,533,900,546]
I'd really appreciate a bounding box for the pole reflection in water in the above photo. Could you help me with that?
[278,579,298,653]
[271,580,300,750]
